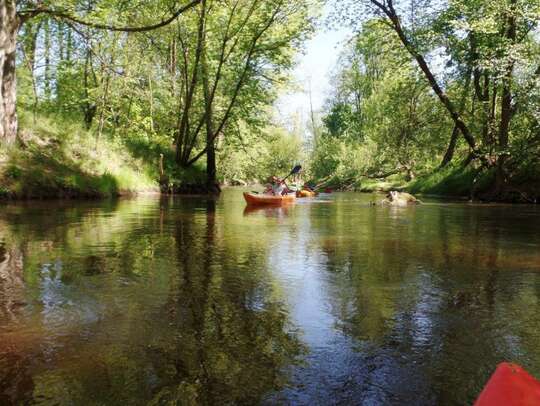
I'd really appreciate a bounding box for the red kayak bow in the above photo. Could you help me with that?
[474,363,540,406]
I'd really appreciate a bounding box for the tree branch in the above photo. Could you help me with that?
[369,0,480,157]
[18,0,201,31]
[185,3,282,167]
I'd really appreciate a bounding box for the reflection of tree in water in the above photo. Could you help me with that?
[0,198,303,404]
[310,205,540,404]
[0,237,36,404]
[0,241,26,322]
[149,199,304,404]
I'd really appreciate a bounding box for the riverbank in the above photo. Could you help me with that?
[407,165,540,203]
[321,164,539,203]
[4,113,537,203]
[0,113,160,199]
[0,112,224,199]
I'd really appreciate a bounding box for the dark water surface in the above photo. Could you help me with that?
[1,190,540,405]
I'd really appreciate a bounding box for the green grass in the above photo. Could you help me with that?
[359,176,407,193]
[121,130,207,187]
[407,164,494,197]
[0,112,159,199]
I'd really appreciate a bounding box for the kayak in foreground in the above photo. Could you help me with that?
[474,363,540,406]
[243,192,296,206]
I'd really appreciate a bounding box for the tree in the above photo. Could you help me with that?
[319,0,540,198]
[0,0,201,144]
[170,0,312,188]
[365,0,540,194]
[0,0,18,143]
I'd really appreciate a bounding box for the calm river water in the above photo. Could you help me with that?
[1,190,540,405]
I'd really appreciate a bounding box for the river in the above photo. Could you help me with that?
[1,190,539,405]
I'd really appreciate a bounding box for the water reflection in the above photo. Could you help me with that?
[0,193,540,405]
[243,205,293,218]
[275,200,540,405]
[148,199,304,404]
[0,197,303,404]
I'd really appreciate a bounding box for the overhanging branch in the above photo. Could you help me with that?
[18,0,201,31]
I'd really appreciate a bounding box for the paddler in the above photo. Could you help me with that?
[264,176,288,196]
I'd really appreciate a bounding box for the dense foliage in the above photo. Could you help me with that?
[312,0,540,200]
[1,0,313,195]
[1,0,539,200]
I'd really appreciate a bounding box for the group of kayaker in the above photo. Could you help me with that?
[263,175,316,197]
[243,165,325,206]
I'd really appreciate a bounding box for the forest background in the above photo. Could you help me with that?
[0,0,538,201]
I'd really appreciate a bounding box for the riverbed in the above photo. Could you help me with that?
[1,190,539,404]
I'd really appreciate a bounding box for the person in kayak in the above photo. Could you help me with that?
[265,176,288,196]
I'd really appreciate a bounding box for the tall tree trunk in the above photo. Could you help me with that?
[169,38,177,93]
[0,0,18,144]
[66,28,73,62]
[496,0,517,193]
[175,0,206,165]
[201,26,219,194]
[82,50,96,129]
[21,20,41,123]
[183,4,284,168]
[440,125,460,168]
[148,73,155,132]
[57,21,65,61]
[22,20,40,73]
[55,22,65,100]
[205,111,218,192]
[43,19,51,100]
[369,0,481,160]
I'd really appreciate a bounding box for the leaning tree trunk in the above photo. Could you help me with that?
[0,0,18,144]
[201,39,219,194]
[440,65,473,169]
[440,125,459,168]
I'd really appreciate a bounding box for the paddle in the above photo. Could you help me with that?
[281,165,302,183]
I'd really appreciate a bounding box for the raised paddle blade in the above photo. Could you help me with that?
[282,165,302,182]
[290,165,302,175]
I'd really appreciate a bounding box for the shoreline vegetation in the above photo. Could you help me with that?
[0,111,537,203]
[0,110,537,202]
[1,0,538,203]
[1,112,537,203]
[0,113,158,199]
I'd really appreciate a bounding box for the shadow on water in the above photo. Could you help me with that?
[0,194,304,405]
[0,191,540,405]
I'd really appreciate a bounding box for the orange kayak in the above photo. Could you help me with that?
[296,190,317,198]
[243,192,296,206]
[475,363,540,406]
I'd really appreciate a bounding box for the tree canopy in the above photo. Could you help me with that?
[312,0,540,199]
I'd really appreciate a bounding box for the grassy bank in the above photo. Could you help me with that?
[358,177,407,193]
[407,164,540,202]
[0,112,159,199]
[315,163,539,203]
[406,165,486,198]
